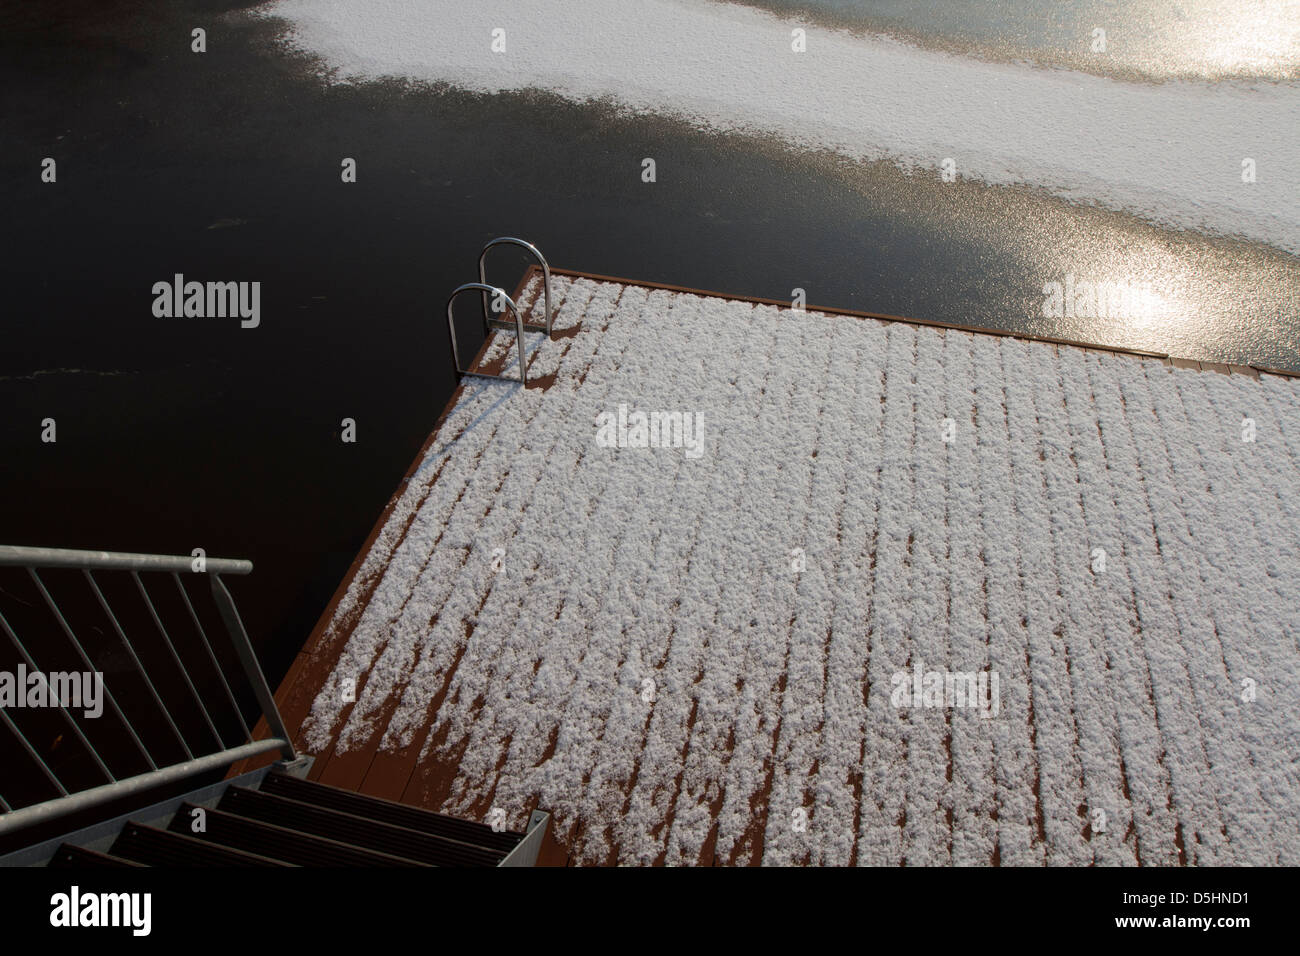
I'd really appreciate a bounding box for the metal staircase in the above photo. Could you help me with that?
[0,544,549,867]
[35,768,547,868]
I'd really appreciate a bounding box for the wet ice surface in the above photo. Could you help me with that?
[306,273,1300,865]
[260,0,1300,254]
[729,0,1300,82]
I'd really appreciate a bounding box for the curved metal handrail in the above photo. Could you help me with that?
[447,282,529,386]
[478,237,552,336]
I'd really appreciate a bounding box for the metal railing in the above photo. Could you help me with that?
[478,237,553,336]
[0,545,299,837]
[447,282,530,386]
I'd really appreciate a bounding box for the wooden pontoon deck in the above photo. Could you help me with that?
[236,268,1300,866]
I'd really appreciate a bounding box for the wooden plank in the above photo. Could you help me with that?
[229,266,547,780]
[306,266,547,791]
[1254,364,1300,380]
[239,263,1297,847]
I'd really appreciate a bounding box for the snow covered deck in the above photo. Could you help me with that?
[257,268,1300,865]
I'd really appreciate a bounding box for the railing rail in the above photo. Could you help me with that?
[447,282,530,387]
[0,544,297,837]
[478,237,553,336]
[0,546,252,575]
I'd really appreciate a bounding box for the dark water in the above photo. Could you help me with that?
[1,0,1297,782]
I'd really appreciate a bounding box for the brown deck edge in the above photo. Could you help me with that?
[238,263,1298,779]
[228,264,546,777]
[549,266,1300,380]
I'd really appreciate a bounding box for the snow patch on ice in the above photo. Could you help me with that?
[257,0,1300,252]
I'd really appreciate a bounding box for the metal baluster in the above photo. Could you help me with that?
[171,572,251,741]
[0,708,68,796]
[27,568,157,770]
[83,570,196,758]
[0,605,114,782]
[132,571,224,751]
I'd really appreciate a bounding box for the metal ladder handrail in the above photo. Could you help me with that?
[0,544,301,837]
[478,237,553,336]
[447,282,530,387]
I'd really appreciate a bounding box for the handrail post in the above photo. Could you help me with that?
[209,574,297,762]
[478,237,553,336]
[447,283,529,386]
